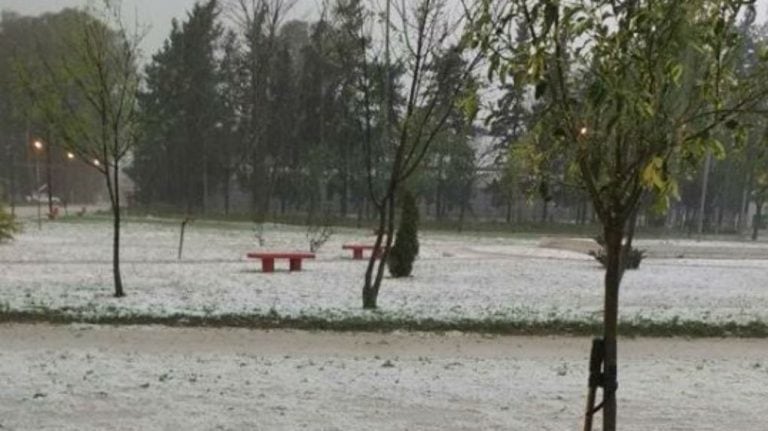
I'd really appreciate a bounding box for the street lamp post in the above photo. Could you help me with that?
[66,152,75,214]
[45,137,53,217]
[33,139,43,229]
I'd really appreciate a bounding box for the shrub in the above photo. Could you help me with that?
[0,203,20,243]
[589,235,645,270]
[388,190,419,277]
[306,209,334,253]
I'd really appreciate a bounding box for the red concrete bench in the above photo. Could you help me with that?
[342,244,387,260]
[247,252,315,272]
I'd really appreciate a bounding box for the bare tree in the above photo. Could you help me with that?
[18,0,143,297]
[354,0,481,308]
[228,0,296,217]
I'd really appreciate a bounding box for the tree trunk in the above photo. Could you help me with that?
[8,143,15,216]
[506,201,512,224]
[697,152,712,237]
[45,141,53,216]
[623,208,638,256]
[541,199,549,223]
[753,201,763,241]
[362,201,389,309]
[340,158,349,218]
[105,165,125,298]
[739,172,752,234]
[601,221,624,431]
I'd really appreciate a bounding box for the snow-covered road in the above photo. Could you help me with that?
[1,324,766,430]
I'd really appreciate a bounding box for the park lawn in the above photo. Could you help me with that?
[0,217,767,332]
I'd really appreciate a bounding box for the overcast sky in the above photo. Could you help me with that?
[3,0,768,60]
[0,0,321,58]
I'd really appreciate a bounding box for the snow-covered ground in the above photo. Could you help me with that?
[1,324,766,431]
[1,219,767,324]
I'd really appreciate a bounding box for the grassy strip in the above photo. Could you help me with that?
[1,309,766,338]
[50,210,754,241]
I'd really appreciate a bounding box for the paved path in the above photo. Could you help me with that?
[1,324,766,430]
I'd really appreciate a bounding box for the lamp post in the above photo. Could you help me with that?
[65,152,75,214]
[33,139,43,229]
[44,137,54,217]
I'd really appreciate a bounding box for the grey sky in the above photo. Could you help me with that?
[2,0,768,60]
[0,0,321,58]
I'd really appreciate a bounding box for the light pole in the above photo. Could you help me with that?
[33,139,43,229]
[45,136,53,217]
[65,152,75,214]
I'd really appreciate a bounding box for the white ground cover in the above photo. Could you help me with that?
[1,325,767,431]
[1,218,767,324]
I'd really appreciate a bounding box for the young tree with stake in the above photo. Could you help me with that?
[467,1,768,430]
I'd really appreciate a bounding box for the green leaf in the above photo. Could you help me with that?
[642,156,666,190]
[709,138,726,159]
[669,63,683,85]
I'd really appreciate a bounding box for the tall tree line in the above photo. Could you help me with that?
[131,0,391,220]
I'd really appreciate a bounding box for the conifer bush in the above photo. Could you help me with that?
[388,190,419,277]
[0,202,20,243]
[589,235,645,270]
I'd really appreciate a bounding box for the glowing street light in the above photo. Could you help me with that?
[31,139,45,228]
[67,152,75,160]
[579,126,589,136]
[93,159,101,167]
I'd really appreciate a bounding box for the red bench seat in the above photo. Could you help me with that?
[247,252,315,272]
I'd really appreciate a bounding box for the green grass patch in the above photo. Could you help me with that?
[1,308,766,338]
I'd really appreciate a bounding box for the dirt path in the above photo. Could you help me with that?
[1,324,767,431]
[1,324,766,360]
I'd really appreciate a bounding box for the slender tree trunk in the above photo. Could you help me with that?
[601,220,624,431]
[623,208,638,255]
[362,201,388,309]
[105,165,125,298]
[341,150,349,217]
[362,0,393,311]
[739,172,752,234]
[697,152,712,237]
[373,192,398,286]
[753,201,763,241]
[45,140,53,216]
[506,200,512,224]
[541,199,549,223]
[8,143,15,216]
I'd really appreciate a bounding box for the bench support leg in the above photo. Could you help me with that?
[262,258,275,273]
[289,258,302,271]
[353,249,364,260]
